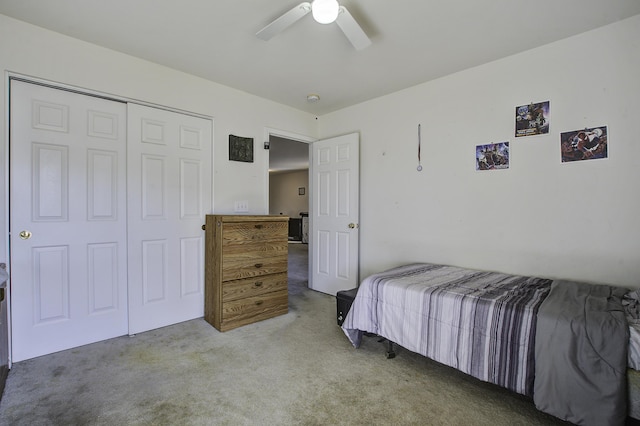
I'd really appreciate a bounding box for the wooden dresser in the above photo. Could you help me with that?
[204,215,289,331]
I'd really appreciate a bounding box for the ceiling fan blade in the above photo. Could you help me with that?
[335,6,371,50]
[256,2,312,41]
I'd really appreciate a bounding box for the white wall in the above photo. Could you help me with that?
[319,14,640,288]
[0,15,318,266]
[269,170,309,217]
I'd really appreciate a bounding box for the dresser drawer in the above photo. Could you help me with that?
[222,272,287,302]
[221,253,288,282]
[220,289,288,331]
[222,240,288,261]
[223,221,288,244]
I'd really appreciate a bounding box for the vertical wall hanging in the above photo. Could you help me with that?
[416,123,423,171]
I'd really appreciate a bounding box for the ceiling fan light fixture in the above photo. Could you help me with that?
[311,0,340,24]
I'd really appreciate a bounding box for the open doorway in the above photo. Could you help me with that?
[268,135,310,293]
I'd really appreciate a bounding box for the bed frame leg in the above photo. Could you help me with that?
[386,340,396,359]
[374,336,396,358]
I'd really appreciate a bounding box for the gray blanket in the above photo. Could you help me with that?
[534,280,629,426]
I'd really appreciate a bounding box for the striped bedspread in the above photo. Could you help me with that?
[341,263,552,396]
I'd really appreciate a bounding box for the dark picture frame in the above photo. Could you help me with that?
[229,134,254,163]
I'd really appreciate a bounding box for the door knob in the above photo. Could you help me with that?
[348,223,359,229]
[19,230,32,240]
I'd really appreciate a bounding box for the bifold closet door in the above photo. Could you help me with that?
[126,104,212,335]
[10,80,128,362]
[9,81,212,360]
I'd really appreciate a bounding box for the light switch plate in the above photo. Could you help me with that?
[234,200,249,212]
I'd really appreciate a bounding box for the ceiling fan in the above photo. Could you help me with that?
[256,0,371,50]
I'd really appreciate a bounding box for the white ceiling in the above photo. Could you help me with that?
[1,1,639,115]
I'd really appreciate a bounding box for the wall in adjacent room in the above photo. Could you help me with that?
[318,14,640,288]
[269,170,309,218]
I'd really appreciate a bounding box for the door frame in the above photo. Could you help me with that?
[4,73,215,366]
[263,127,315,286]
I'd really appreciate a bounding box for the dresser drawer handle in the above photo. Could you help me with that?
[255,300,264,306]
[254,281,263,287]
[254,263,263,268]
[255,224,263,229]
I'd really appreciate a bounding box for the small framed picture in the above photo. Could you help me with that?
[298,187,305,195]
[229,134,254,163]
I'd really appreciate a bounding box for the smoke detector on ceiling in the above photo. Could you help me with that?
[307,94,320,102]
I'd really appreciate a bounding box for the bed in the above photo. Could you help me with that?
[341,263,636,426]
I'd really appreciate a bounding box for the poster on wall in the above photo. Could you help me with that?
[560,126,608,162]
[515,101,550,137]
[476,142,509,170]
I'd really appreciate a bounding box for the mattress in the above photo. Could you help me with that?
[341,263,552,396]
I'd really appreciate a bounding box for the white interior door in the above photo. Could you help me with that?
[10,80,128,362]
[127,104,212,334]
[309,133,360,295]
